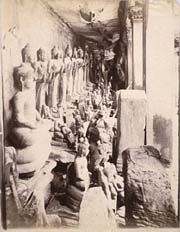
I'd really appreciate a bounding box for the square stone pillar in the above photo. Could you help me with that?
[127,18,133,88]
[116,90,146,173]
[145,0,179,214]
[129,1,143,89]
[132,19,143,89]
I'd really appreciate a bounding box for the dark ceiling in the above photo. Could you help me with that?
[43,0,121,43]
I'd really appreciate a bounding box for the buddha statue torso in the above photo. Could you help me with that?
[9,64,41,148]
[12,90,36,127]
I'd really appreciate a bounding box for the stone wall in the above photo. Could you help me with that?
[0,60,3,190]
[1,0,76,138]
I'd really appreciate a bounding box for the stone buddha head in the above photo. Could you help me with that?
[37,48,46,62]
[77,140,89,157]
[13,63,35,91]
[77,47,84,59]
[65,44,72,58]
[51,46,59,59]
[73,47,78,58]
[85,45,89,55]
[21,44,34,64]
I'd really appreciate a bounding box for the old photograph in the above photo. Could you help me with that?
[0,0,180,231]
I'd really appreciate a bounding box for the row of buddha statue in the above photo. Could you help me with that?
[21,43,90,116]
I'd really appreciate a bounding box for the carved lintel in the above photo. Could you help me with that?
[128,0,143,21]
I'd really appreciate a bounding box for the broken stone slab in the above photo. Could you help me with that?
[116,90,146,173]
[122,146,178,228]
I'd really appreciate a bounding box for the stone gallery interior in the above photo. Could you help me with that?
[0,0,180,230]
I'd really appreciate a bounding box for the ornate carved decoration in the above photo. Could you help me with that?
[128,0,143,21]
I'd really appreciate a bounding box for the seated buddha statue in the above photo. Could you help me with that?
[66,140,90,212]
[8,63,51,177]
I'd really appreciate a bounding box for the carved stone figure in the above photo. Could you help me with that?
[9,63,51,177]
[35,48,48,114]
[72,47,78,96]
[83,44,90,87]
[48,46,64,109]
[21,44,36,70]
[64,45,73,103]
[77,48,84,94]
[66,141,90,212]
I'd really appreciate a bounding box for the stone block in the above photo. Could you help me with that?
[122,146,178,227]
[79,187,117,230]
[116,90,146,173]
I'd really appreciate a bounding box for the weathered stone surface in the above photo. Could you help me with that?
[79,187,117,230]
[17,149,50,176]
[116,90,146,173]
[122,146,178,228]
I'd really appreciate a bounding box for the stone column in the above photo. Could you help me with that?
[129,1,143,89]
[126,18,133,89]
[116,90,146,173]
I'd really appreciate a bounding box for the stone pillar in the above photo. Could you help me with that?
[129,1,143,89]
[145,0,178,213]
[127,18,133,89]
[122,146,178,227]
[116,90,146,173]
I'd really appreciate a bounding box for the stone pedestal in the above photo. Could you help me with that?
[122,146,178,228]
[16,123,52,178]
[116,90,146,173]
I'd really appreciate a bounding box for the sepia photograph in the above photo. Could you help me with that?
[0,0,180,231]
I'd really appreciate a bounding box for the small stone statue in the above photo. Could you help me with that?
[35,48,48,114]
[77,47,84,94]
[64,45,73,102]
[48,46,64,109]
[66,141,90,212]
[72,47,78,96]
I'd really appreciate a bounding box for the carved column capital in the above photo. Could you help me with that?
[128,0,143,21]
